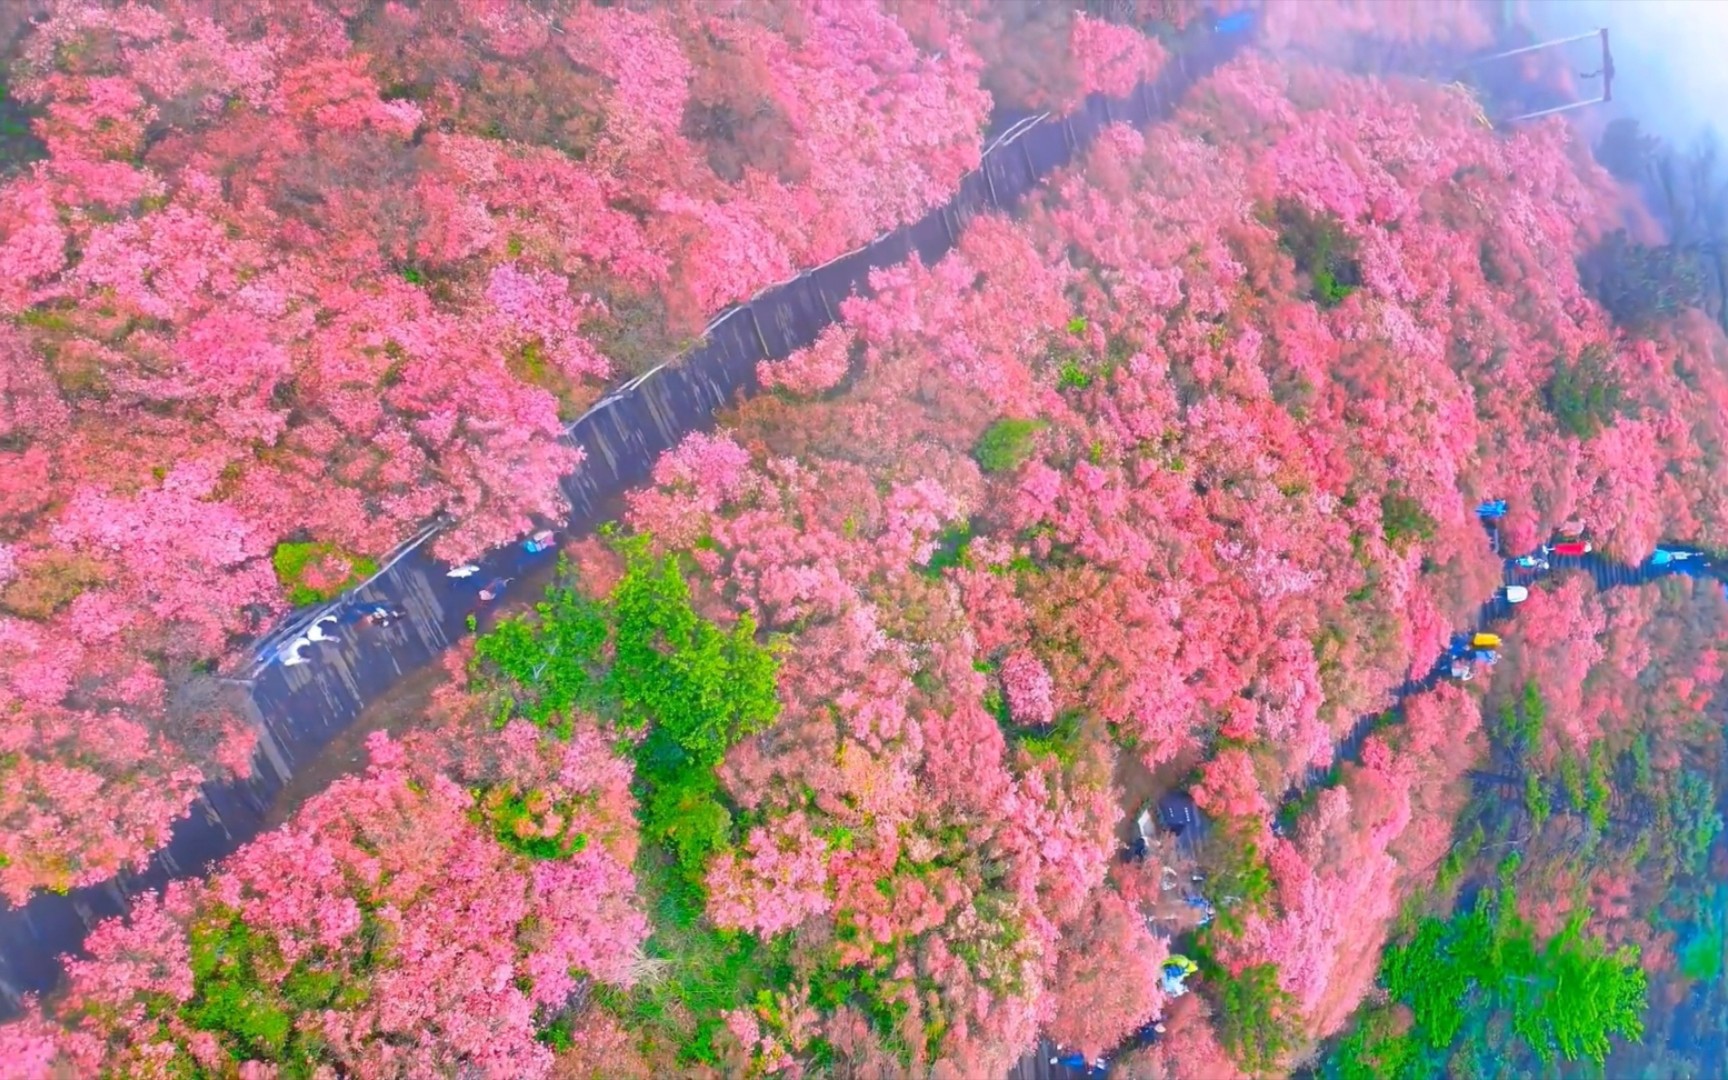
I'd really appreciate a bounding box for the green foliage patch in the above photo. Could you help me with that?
[1057,359,1093,389]
[270,541,378,608]
[610,537,781,766]
[1196,950,1298,1074]
[472,578,611,735]
[1544,343,1626,439]
[150,906,380,1078]
[922,520,974,577]
[1363,855,1647,1071]
[1328,1002,1419,1080]
[608,850,792,1067]
[0,78,47,176]
[1494,681,1547,758]
[1666,769,1723,879]
[1274,199,1362,308]
[1379,487,1436,549]
[640,765,735,899]
[1579,229,1704,329]
[1202,816,1276,936]
[473,534,786,1068]
[1017,712,1081,763]
[973,417,1047,474]
[484,787,589,861]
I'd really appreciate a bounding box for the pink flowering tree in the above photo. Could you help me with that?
[10,726,647,1079]
[0,0,1002,902]
[1046,889,1169,1058]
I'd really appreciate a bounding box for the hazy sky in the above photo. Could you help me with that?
[1524,0,1728,149]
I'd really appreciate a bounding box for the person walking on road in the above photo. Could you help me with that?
[355,603,405,629]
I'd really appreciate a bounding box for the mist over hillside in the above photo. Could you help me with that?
[1526,0,1727,149]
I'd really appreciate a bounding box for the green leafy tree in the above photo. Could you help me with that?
[1664,769,1723,879]
[1205,959,1298,1074]
[472,535,787,1068]
[609,538,781,765]
[1510,913,1647,1065]
[641,767,735,897]
[471,572,611,733]
[1327,1004,1418,1080]
[1372,866,1646,1068]
[1594,118,1661,183]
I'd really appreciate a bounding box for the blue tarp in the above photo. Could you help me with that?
[1216,10,1256,34]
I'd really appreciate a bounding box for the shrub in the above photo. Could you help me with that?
[1379,489,1436,549]
[1274,199,1361,308]
[1544,344,1625,439]
[973,418,1047,473]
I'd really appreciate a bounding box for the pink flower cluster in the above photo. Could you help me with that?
[707,812,833,937]
[759,324,855,398]
[1000,650,1057,728]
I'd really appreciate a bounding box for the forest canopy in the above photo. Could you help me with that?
[5,1,1728,1078]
